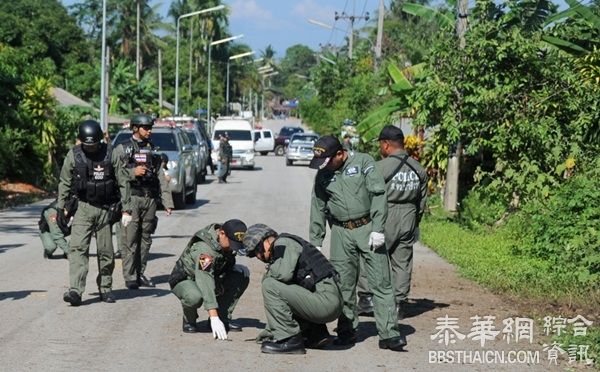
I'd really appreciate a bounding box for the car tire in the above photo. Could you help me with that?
[172,177,186,210]
[185,177,197,204]
[260,151,268,156]
[275,145,285,156]
[286,159,293,166]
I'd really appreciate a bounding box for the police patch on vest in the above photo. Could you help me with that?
[93,165,105,180]
[134,153,149,164]
[345,166,359,176]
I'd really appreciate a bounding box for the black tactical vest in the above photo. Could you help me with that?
[123,138,160,192]
[73,144,118,206]
[272,233,338,291]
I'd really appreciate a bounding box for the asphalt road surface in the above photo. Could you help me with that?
[0,120,561,371]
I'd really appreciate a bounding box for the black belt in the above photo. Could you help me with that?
[131,188,157,198]
[330,215,371,230]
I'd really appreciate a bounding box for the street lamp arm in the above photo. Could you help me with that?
[178,5,226,21]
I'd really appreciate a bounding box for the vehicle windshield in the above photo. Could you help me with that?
[185,131,198,145]
[291,135,318,144]
[151,132,178,151]
[280,127,303,137]
[214,130,252,141]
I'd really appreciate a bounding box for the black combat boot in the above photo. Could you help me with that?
[304,324,332,349]
[261,334,306,354]
[125,281,139,290]
[226,319,243,332]
[138,275,155,288]
[379,335,407,351]
[63,290,82,306]
[333,330,357,346]
[100,291,116,303]
[396,300,406,320]
[357,294,374,316]
[182,318,199,333]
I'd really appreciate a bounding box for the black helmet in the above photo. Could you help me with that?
[240,224,278,257]
[130,114,154,129]
[77,120,103,145]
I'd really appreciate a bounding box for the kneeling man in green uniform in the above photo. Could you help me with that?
[168,219,249,340]
[240,223,343,354]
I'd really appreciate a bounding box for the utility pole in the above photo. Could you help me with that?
[444,0,469,212]
[158,49,163,111]
[136,0,140,80]
[335,4,369,59]
[374,0,384,68]
[100,0,107,131]
[188,20,193,100]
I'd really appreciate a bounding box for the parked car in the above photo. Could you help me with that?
[161,116,209,183]
[274,126,304,156]
[286,133,320,166]
[253,129,275,155]
[112,125,198,210]
[211,118,255,169]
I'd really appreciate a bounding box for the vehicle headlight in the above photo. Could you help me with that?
[284,139,290,144]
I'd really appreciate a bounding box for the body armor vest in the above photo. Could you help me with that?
[123,138,160,193]
[272,233,338,291]
[73,144,118,206]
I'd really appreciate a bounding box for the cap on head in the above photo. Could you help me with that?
[221,219,247,252]
[377,125,404,142]
[240,223,278,257]
[309,135,343,170]
[130,114,154,129]
[78,120,103,145]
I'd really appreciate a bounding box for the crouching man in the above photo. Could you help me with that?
[168,219,249,340]
[240,224,343,354]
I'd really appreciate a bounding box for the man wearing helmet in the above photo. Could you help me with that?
[168,219,249,339]
[240,224,343,354]
[57,120,131,306]
[114,114,174,290]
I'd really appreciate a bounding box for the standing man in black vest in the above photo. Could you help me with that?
[240,224,343,354]
[57,120,131,306]
[115,114,173,290]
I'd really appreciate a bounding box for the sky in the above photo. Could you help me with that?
[61,0,385,58]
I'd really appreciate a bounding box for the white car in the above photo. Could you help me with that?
[211,118,255,169]
[286,133,320,166]
[253,129,275,155]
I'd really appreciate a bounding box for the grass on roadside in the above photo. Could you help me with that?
[420,203,599,368]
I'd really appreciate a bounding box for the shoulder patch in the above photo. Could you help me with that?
[199,254,213,271]
[345,166,360,176]
[363,165,374,175]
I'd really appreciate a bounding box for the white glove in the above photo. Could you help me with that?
[210,316,228,340]
[315,246,322,252]
[121,214,132,227]
[368,232,385,249]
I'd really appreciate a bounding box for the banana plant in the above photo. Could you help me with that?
[357,62,425,141]
[542,0,600,55]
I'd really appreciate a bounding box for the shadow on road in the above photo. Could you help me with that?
[0,290,47,301]
[149,274,170,285]
[83,288,172,304]
[153,235,191,239]
[404,298,449,319]
[0,243,25,254]
[233,317,266,330]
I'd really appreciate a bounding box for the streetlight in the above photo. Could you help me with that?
[308,18,375,58]
[175,5,225,115]
[207,34,244,129]
[226,51,255,114]
[318,54,337,65]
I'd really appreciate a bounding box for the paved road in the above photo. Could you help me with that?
[0,120,559,371]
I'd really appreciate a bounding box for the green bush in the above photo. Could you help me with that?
[459,186,509,229]
[508,160,600,287]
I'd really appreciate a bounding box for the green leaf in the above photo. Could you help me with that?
[402,3,454,29]
[541,35,589,55]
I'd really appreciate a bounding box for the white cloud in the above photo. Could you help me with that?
[292,0,336,22]
[230,0,273,21]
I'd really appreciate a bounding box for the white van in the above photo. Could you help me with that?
[212,118,255,169]
[253,129,275,155]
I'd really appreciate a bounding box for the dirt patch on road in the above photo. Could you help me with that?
[0,180,49,209]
